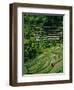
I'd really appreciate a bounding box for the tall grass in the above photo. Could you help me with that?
[24,44,63,74]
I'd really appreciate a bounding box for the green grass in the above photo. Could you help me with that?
[24,44,63,74]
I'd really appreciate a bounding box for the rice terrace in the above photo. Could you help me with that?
[23,14,63,74]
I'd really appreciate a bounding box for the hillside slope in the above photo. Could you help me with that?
[24,44,63,74]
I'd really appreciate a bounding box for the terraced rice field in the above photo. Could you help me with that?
[24,44,63,74]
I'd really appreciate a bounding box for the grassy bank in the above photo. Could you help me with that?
[24,44,63,74]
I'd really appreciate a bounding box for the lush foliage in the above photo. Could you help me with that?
[23,14,63,74]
